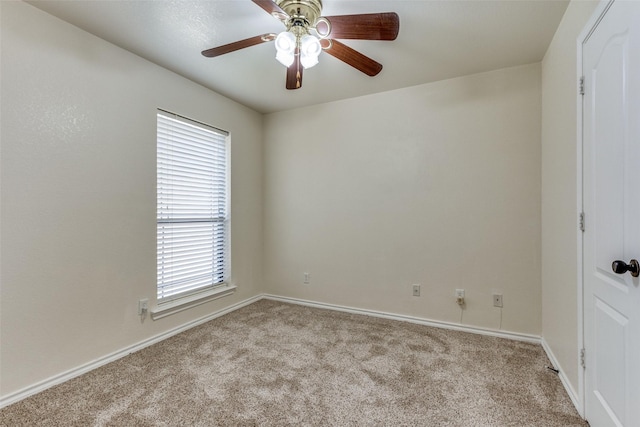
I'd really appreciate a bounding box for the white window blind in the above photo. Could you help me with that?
[157,110,229,302]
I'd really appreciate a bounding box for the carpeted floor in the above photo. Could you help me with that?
[1,299,586,426]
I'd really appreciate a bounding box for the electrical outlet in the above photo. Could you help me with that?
[304,272,310,284]
[455,289,465,306]
[138,298,149,315]
[412,284,420,296]
[493,293,503,307]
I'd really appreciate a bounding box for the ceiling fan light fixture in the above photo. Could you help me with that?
[274,30,297,67]
[276,50,295,67]
[300,53,318,69]
[300,34,321,69]
[275,31,296,53]
[300,34,321,56]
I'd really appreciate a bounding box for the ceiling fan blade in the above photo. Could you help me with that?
[286,49,303,90]
[201,34,276,58]
[322,39,383,76]
[252,0,289,21]
[320,13,399,40]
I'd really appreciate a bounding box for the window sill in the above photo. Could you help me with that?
[150,285,237,320]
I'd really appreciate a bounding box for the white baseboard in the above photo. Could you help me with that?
[0,294,262,409]
[541,337,583,417]
[262,294,541,344]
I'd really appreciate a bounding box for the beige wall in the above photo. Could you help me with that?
[541,0,598,402]
[0,2,263,397]
[263,64,542,335]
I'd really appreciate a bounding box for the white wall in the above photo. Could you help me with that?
[541,0,598,401]
[263,64,542,335]
[0,2,263,397]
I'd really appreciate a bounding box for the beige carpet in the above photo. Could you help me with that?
[1,299,586,426]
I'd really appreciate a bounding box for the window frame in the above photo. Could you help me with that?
[155,109,231,307]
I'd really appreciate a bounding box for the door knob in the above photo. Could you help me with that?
[611,259,640,277]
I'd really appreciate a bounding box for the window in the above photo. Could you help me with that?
[156,110,229,302]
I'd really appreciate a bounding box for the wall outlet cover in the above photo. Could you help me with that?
[138,298,149,315]
[493,294,503,307]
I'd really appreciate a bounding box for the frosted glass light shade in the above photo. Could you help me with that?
[274,32,322,69]
[275,31,296,53]
[300,35,321,57]
[276,51,295,67]
[300,54,318,69]
[300,34,321,69]
[275,31,297,67]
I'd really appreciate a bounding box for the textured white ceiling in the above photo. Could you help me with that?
[26,0,569,114]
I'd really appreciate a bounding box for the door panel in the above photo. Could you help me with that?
[583,1,640,426]
[593,34,625,277]
[593,297,627,424]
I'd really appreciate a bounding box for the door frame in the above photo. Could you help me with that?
[576,0,615,418]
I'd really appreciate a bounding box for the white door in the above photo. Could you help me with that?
[583,1,640,426]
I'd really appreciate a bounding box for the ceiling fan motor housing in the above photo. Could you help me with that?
[277,0,323,29]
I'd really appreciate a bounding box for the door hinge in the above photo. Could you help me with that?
[579,212,585,232]
[580,348,586,368]
[579,76,585,96]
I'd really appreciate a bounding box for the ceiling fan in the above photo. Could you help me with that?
[201,0,399,90]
